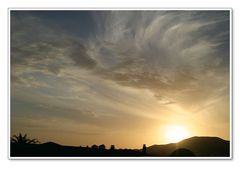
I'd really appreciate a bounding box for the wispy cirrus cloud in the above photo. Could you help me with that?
[85,11,229,110]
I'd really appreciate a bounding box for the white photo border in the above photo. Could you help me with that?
[8,7,233,160]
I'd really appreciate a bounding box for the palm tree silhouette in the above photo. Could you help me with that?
[11,133,39,145]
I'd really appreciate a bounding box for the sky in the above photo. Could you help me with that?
[10,10,230,148]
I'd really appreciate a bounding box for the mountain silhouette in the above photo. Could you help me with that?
[11,136,230,157]
[147,136,230,157]
[42,141,61,147]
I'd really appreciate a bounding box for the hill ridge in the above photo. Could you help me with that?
[147,136,230,157]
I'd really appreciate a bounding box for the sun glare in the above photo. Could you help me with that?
[165,125,189,143]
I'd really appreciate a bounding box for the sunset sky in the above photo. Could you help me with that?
[11,10,230,148]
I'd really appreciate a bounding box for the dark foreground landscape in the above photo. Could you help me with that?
[11,135,230,157]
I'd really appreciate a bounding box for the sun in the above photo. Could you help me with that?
[165,125,189,143]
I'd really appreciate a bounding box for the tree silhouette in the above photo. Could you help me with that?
[99,144,106,150]
[11,133,39,145]
[142,144,147,155]
[110,145,115,151]
[170,148,195,157]
[91,144,98,149]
